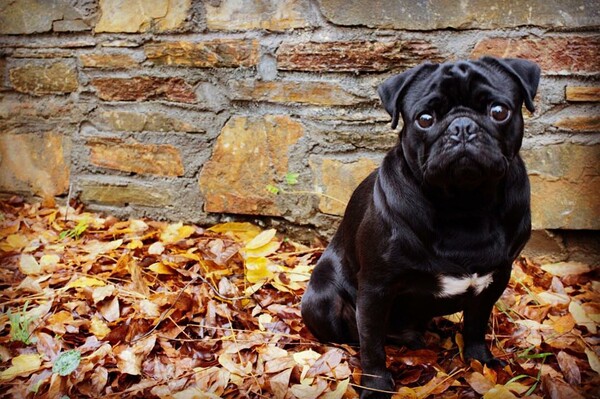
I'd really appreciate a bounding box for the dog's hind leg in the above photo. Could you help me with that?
[301,258,359,344]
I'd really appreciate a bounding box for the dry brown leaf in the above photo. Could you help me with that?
[556,351,581,385]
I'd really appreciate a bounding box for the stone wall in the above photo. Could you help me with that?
[0,0,599,259]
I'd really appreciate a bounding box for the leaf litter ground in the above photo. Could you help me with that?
[0,198,598,398]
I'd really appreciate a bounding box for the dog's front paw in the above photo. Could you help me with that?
[464,342,507,367]
[360,370,395,399]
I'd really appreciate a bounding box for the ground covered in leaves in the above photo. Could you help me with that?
[0,198,598,399]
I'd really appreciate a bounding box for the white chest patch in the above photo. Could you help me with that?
[436,273,494,298]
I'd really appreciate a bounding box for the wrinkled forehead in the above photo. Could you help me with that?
[404,60,519,110]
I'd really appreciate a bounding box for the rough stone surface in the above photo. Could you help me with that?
[199,115,304,216]
[523,143,600,229]
[95,0,190,33]
[79,53,138,68]
[0,0,96,34]
[553,115,600,132]
[9,62,78,95]
[87,138,185,176]
[0,133,70,197]
[205,0,312,31]
[145,40,260,68]
[471,37,600,75]
[230,80,368,106]
[277,40,441,72]
[80,181,173,207]
[566,86,600,102]
[98,110,200,133]
[91,77,196,103]
[317,0,600,30]
[311,157,379,215]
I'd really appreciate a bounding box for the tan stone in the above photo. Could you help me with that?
[566,86,600,102]
[91,77,196,103]
[0,0,94,34]
[0,132,70,197]
[145,40,259,68]
[523,143,600,229]
[471,37,600,75]
[9,62,78,95]
[277,40,440,72]
[312,157,379,215]
[230,80,367,106]
[553,115,600,132]
[318,0,599,30]
[87,138,184,176]
[80,182,173,207]
[79,53,138,69]
[95,0,190,33]
[199,115,304,216]
[205,0,311,31]
[99,110,197,132]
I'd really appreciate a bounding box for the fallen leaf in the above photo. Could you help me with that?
[584,348,600,375]
[465,372,494,394]
[482,384,518,399]
[541,374,585,399]
[245,228,277,250]
[541,262,594,276]
[52,350,81,376]
[19,254,42,275]
[556,350,581,385]
[66,276,106,289]
[569,300,597,334]
[0,353,42,382]
[148,241,165,255]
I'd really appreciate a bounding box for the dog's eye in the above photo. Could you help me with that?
[490,104,510,122]
[416,113,435,129]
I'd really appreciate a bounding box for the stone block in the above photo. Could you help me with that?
[0,132,70,197]
[471,36,600,75]
[566,86,600,102]
[95,0,190,33]
[80,181,173,207]
[9,62,78,95]
[277,40,440,72]
[205,0,311,31]
[0,0,96,34]
[98,110,198,133]
[317,0,600,30]
[199,115,304,216]
[523,143,600,229]
[91,77,196,103]
[230,80,367,106]
[87,138,184,176]
[311,157,379,215]
[145,40,259,68]
[553,115,600,132]
[79,53,138,69]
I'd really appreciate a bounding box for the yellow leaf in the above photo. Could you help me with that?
[208,222,261,242]
[585,348,600,375]
[245,228,277,250]
[126,239,143,249]
[66,276,106,289]
[160,222,195,244]
[0,234,29,251]
[40,254,60,271]
[569,300,597,334]
[19,254,42,275]
[0,353,42,382]
[90,317,111,339]
[392,386,418,399]
[482,385,518,399]
[245,257,274,283]
[244,241,281,258]
[322,378,350,399]
[148,262,174,275]
[293,349,321,366]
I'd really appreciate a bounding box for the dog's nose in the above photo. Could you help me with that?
[448,117,478,143]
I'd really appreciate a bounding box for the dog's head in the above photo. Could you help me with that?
[378,57,540,189]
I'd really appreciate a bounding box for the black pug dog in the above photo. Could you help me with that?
[301,56,540,398]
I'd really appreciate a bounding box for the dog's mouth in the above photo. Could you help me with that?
[422,143,508,188]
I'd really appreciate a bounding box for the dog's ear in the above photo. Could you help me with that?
[482,57,541,113]
[378,63,436,129]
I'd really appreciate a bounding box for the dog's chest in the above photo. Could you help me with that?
[435,273,494,297]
